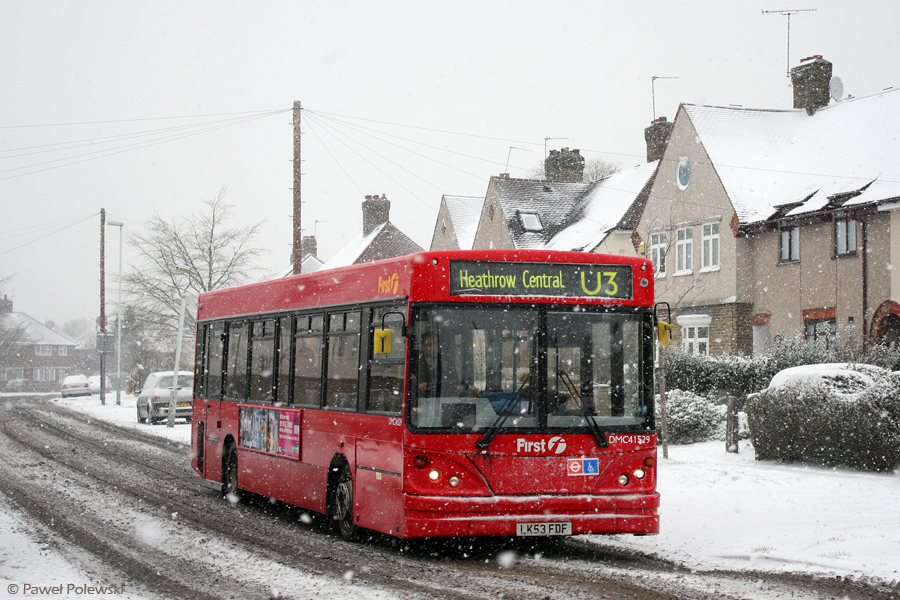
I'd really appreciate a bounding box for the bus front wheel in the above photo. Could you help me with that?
[222,443,241,503]
[332,464,359,542]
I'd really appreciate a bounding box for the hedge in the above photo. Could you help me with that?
[745,371,900,472]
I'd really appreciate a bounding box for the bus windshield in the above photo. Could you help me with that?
[409,305,652,434]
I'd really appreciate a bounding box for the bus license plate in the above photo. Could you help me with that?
[176,402,191,407]
[516,522,572,537]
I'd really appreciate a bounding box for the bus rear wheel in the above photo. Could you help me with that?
[332,464,359,542]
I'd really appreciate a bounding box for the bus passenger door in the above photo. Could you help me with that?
[200,322,226,481]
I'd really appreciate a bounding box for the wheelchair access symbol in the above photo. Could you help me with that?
[567,458,600,476]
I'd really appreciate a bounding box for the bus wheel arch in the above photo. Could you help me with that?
[327,455,360,542]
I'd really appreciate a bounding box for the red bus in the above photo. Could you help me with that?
[191,250,659,540]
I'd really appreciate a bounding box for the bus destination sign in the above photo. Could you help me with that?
[449,260,633,299]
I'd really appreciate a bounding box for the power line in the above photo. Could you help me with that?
[0,109,288,129]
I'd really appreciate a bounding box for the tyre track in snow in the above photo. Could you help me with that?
[1,397,894,600]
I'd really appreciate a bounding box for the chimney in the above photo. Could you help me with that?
[791,55,832,115]
[545,148,585,183]
[0,295,11,313]
[644,117,674,162]
[300,235,318,259]
[362,194,390,236]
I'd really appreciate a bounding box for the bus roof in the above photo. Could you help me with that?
[197,249,654,322]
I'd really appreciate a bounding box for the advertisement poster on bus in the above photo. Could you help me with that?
[239,406,301,459]
[278,411,300,459]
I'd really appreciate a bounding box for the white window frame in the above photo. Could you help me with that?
[518,211,543,232]
[677,314,712,356]
[650,232,667,277]
[780,226,800,262]
[835,218,857,256]
[34,367,55,381]
[700,222,720,272]
[675,227,693,275]
[58,346,68,357]
[35,345,52,356]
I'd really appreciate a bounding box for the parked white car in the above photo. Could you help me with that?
[87,375,111,394]
[136,371,194,424]
[61,375,91,398]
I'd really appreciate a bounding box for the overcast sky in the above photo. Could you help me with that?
[2,0,899,329]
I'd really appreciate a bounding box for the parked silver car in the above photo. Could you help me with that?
[136,371,194,424]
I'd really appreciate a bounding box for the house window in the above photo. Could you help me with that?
[805,318,836,349]
[675,227,693,274]
[701,223,720,270]
[780,226,800,262]
[650,233,667,277]
[35,345,52,356]
[518,212,543,232]
[676,314,711,356]
[835,218,857,256]
[34,367,55,381]
[58,346,67,357]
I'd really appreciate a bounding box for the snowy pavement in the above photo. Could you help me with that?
[2,391,899,597]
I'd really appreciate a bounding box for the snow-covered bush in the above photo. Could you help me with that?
[656,389,724,444]
[661,337,900,401]
[746,369,900,472]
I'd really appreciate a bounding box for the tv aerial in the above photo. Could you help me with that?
[762,8,817,79]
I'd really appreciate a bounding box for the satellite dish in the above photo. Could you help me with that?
[830,76,844,101]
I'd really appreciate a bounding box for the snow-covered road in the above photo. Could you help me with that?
[1,392,898,599]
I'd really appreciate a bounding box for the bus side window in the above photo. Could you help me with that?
[195,324,208,398]
[224,321,249,401]
[249,319,275,404]
[292,315,322,407]
[325,311,360,411]
[205,323,225,401]
[275,316,292,405]
[367,307,405,414]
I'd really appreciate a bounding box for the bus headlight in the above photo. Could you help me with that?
[633,468,646,480]
[617,474,629,486]
[448,475,460,487]
[428,469,441,482]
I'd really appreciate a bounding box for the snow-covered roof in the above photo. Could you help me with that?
[321,223,387,270]
[547,161,658,251]
[490,177,591,248]
[442,195,482,250]
[1,312,78,347]
[300,253,324,274]
[321,221,423,270]
[685,88,900,225]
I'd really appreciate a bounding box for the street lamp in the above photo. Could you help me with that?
[107,220,124,406]
[168,267,193,428]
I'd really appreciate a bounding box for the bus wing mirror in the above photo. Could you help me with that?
[657,322,674,346]
[374,328,393,354]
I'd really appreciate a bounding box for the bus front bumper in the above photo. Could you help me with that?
[400,492,660,538]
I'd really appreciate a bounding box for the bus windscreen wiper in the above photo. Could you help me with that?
[475,372,531,450]
[556,369,608,448]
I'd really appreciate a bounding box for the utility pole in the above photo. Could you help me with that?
[99,209,107,405]
[108,220,124,406]
[763,8,817,78]
[292,101,302,275]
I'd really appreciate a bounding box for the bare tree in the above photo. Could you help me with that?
[525,156,621,183]
[123,187,267,350]
[582,157,622,183]
[0,277,29,369]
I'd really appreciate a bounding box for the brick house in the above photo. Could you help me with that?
[1,296,80,391]
[634,56,900,355]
